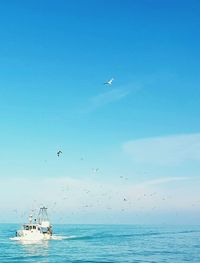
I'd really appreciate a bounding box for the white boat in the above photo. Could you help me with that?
[13,207,53,241]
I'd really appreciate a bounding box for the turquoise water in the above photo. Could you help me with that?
[1,224,200,262]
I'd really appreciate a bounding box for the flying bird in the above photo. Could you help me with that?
[57,150,62,157]
[104,77,114,85]
[92,168,99,173]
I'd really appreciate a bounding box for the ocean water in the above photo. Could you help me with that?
[1,224,200,263]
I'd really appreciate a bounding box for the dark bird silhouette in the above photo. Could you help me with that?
[57,150,62,157]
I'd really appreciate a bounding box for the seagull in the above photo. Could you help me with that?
[92,168,99,173]
[57,150,62,157]
[104,77,114,85]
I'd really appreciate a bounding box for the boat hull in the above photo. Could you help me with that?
[16,229,51,241]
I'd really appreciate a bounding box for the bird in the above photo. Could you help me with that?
[104,77,114,85]
[92,168,99,173]
[57,150,62,157]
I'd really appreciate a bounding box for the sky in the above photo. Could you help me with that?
[0,0,200,224]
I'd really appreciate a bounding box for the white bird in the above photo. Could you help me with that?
[104,78,114,85]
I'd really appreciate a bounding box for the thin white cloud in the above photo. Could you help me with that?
[78,88,131,114]
[137,176,190,186]
[77,80,142,114]
[90,88,130,108]
[123,133,200,165]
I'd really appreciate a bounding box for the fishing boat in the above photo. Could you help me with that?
[13,207,53,241]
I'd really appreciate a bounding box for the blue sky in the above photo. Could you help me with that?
[0,0,200,224]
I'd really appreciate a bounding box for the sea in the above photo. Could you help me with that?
[1,224,200,263]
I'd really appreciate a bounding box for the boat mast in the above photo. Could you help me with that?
[37,206,49,224]
[29,214,33,224]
